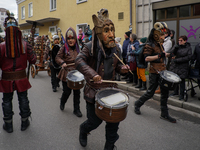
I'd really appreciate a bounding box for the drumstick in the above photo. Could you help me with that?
[113,53,133,75]
[90,79,127,84]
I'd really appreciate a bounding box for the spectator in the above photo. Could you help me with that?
[126,33,139,85]
[78,33,83,48]
[170,30,175,47]
[78,28,84,40]
[133,37,148,90]
[191,40,200,100]
[169,35,192,100]
[115,37,122,81]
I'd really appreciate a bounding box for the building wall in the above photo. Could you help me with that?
[17,0,136,45]
[0,8,7,34]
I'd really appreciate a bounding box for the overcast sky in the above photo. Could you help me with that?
[0,0,18,17]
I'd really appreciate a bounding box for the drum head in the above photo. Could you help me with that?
[160,70,181,83]
[96,88,129,108]
[66,70,84,82]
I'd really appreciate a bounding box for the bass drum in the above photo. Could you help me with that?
[95,88,129,123]
[159,70,181,90]
[66,70,85,90]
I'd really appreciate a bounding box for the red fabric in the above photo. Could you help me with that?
[129,61,137,71]
[0,41,36,93]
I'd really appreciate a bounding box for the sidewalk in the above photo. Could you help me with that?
[118,75,200,114]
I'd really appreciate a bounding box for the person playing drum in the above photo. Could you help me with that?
[134,22,176,123]
[44,35,61,92]
[75,8,129,150]
[55,27,82,118]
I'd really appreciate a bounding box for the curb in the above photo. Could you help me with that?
[118,83,200,114]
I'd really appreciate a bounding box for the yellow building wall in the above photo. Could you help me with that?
[18,0,136,45]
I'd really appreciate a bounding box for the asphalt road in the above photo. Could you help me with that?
[0,71,200,150]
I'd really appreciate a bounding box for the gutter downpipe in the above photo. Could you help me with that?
[129,0,132,32]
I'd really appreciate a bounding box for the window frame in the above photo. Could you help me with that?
[76,0,87,4]
[50,0,57,11]
[28,2,33,18]
[76,23,88,36]
[49,26,57,35]
[21,6,25,20]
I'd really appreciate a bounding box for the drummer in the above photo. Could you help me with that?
[75,9,129,150]
[134,22,176,123]
[55,27,82,118]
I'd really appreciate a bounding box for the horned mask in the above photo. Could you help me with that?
[92,8,116,48]
[153,22,168,43]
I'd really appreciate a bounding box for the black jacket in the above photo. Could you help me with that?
[169,42,192,79]
[191,42,200,69]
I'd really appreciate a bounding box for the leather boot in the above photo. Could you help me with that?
[53,86,57,92]
[21,118,30,131]
[60,100,65,111]
[134,100,144,115]
[3,120,13,133]
[160,107,176,123]
[140,81,147,91]
[135,79,142,88]
[155,86,161,94]
[73,109,82,117]
[79,125,88,147]
[104,142,117,150]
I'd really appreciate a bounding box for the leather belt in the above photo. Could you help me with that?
[2,70,27,81]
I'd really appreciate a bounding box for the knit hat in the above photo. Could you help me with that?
[140,37,147,43]
[115,37,121,43]
[53,35,59,41]
[125,31,131,37]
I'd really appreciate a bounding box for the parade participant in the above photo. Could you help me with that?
[0,12,36,133]
[55,27,82,117]
[75,8,129,150]
[134,22,176,123]
[44,35,61,92]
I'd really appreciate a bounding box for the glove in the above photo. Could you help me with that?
[93,75,102,82]
[158,52,165,59]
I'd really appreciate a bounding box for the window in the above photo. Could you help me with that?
[76,0,87,4]
[156,9,165,20]
[50,0,56,11]
[28,3,33,17]
[76,23,87,36]
[1,12,3,15]
[179,5,190,17]
[21,6,25,19]
[49,26,56,35]
[1,17,4,21]
[118,12,124,20]
[167,7,177,18]
[194,4,200,16]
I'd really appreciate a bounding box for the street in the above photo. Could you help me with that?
[0,71,200,150]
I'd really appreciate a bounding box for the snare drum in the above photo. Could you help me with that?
[66,70,85,90]
[159,70,181,90]
[95,88,129,123]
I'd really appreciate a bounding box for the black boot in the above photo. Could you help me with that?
[104,142,117,150]
[140,81,147,91]
[21,118,30,131]
[79,125,88,147]
[3,120,13,133]
[135,79,142,88]
[73,109,82,117]
[53,86,57,92]
[60,100,65,111]
[134,100,144,115]
[160,107,176,123]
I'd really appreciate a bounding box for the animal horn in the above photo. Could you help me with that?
[154,22,164,30]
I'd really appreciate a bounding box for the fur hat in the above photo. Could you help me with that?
[140,37,147,43]
[115,37,121,43]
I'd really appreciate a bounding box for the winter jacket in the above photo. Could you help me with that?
[127,40,139,63]
[133,43,147,68]
[169,42,192,79]
[163,36,172,52]
[191,42,200,69]
[122,38,130,58]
